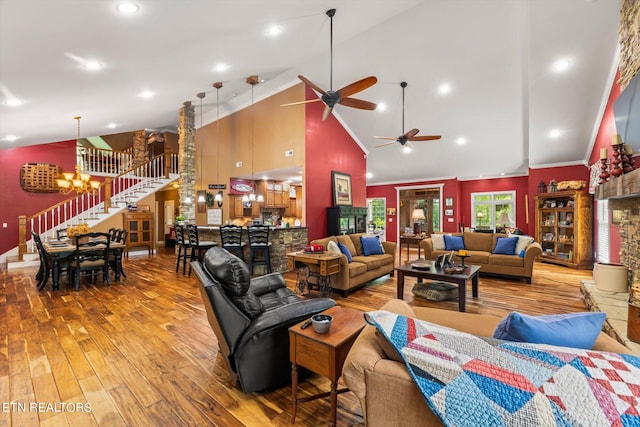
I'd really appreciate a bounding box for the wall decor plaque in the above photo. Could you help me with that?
[20,163,62,193]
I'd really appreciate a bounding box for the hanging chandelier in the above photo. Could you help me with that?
[242,75,263,203]
[57,116,100,195]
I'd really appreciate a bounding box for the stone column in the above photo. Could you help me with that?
[178,101,196,220]
[132,130,147,168]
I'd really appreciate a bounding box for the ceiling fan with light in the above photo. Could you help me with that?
[375,82,441,150]
[282,8,377,121]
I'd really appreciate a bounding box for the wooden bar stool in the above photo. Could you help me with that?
[187,224,217,276]
[247,224,272,275]
[220,224,246,261]
[174,224,191,275]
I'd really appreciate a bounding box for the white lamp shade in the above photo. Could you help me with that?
[411,209,426,220]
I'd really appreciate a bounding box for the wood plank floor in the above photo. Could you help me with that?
[0,247,596,426]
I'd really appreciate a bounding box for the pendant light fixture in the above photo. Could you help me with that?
[57,116,100,194]
[196,92,206,204]
[245,75,263,203]
[213,82,224,206]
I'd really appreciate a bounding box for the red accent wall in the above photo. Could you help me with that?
[588,70,623,262]
[304,86,367,242]
[460,176,529,233]
[0,140,77,255]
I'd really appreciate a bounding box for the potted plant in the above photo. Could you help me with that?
[175,215,186,225]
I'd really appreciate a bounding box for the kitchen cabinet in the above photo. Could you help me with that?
[259,181,288,208]
[122,211,154,255]
[230,196,260,218]
[535,189,593,269]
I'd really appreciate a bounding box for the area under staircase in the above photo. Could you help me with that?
[6,151,179,269]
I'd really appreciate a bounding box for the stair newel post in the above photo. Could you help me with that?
[18,215,27,260]
[164,153,170,179]
[104,177,112,212]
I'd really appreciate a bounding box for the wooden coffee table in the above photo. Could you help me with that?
[289,306,365,426]
[395,262,481,312]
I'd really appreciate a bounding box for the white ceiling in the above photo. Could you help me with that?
[0,0,622,185]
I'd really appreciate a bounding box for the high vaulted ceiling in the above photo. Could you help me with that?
[0,0,622,185]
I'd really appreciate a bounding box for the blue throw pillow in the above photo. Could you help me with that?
[493,236,518,255]
[493,311,606,349]
[443,235,465,251]
[337,242,352,263]
[360,236,384,256]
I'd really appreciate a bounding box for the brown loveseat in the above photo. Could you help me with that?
[419,232,542,283]
[310,233,396,296]
[342,299,630,427]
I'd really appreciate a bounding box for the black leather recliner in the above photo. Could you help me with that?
[192,246,336,393]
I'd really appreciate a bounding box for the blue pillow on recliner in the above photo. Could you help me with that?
[444,235,465,251]
[493,311,606,349]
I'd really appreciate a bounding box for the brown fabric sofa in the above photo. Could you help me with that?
[419,232,542,283]
[310,233,396,296]
[342,299,630,427]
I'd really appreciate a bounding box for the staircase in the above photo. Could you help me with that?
[6,152,180,269]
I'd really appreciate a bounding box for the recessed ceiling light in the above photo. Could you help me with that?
[214,63,229,73]
[106,123,118,129]
[500,172,505,176]
[548,129,563,139]
[116,3,139,14]
[456,137,467,145]
[552,58,571,73]
[266,25,282,37]
[83,61,102,71]
[4,135,18,142]
[438,83,451,95]
[139,90,155,99]
[5,99,22,106]
[366,172,373,179]
[376,102,387,112]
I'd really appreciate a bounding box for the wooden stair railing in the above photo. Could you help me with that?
[18,152,179,260]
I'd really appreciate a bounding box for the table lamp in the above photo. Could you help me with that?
[498,212,511,231]
[412,209,426,235]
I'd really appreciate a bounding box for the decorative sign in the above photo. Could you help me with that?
[229,178,254,195]
[20,163,62,193]
[207,208,222,225]
[208,184,226,190]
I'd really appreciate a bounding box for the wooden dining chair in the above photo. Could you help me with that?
[69,232,111,290]
[109,229,128,280]
[32,231,70,290]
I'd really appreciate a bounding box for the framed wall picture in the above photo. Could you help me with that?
[445,197,454,206]
[332,171,352,206]
[445,209,454,216]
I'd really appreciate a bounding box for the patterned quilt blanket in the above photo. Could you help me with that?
[365,310,640,427]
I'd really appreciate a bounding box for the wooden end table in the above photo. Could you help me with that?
[289,306,365,426]
[287,252,342,296]
[399,235,424,264]
[395,262,481,312]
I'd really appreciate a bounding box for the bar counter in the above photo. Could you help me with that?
[197,226,309,274]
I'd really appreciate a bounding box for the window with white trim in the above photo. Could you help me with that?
[596,199,609,263]
[471,191,516,231]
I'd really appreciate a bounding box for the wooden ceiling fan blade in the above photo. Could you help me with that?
[336,76,377,98]
[280,99,322,107]
[322,105,334,121]
[405,128,420,139]
[374,136,398,140]
[375,140,398,148]
[339,97,377,110]
[409,135,442,141]
[298,75,328,96]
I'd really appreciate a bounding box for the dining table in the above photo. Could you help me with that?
[43,239,126,290]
